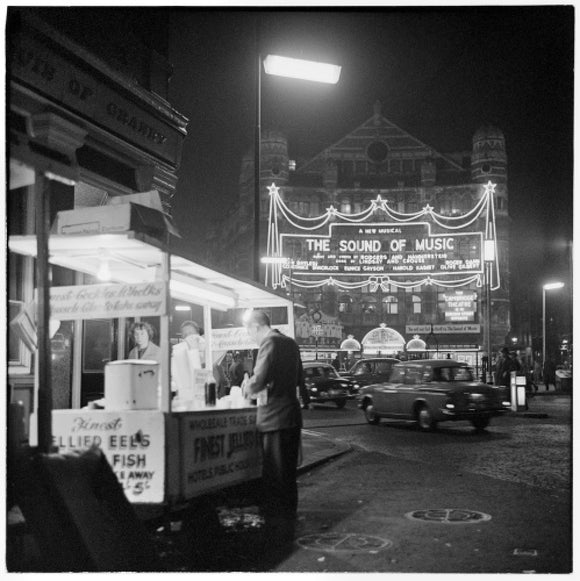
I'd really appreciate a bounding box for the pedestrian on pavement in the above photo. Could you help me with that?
[532,359,542,392]
[242,310,305,547]
[543,357,556,391]
[494,347,517,388]
[331,355,341,371]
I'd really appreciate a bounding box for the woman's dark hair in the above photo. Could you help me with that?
[130,321,155,341]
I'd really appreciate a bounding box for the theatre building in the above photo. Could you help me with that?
[205,102,511,368]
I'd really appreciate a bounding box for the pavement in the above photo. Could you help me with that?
[6,387,571,573]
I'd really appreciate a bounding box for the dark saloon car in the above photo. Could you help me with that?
[357,359,510,431]
[302,361,353,408]
[341,357,400,394]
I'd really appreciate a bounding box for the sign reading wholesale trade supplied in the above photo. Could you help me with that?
[280,222,482,278]
[181,409,262,498]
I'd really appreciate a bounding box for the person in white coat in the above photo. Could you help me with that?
[171,320,206,398]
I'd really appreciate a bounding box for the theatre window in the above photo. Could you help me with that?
[338,294,354,314]
[383,295,399,315]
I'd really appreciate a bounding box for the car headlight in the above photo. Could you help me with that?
[445,403,455,409]
[310,387,318,393]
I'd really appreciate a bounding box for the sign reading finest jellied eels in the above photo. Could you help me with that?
[280,222,483,277]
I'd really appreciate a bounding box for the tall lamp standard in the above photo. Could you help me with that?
[483,238,495,382]
[253,54,341,282]
[542,281,564,366]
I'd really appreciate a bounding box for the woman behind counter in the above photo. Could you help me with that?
[128,321,162,363]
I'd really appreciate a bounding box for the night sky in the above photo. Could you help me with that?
[166,6,574,298]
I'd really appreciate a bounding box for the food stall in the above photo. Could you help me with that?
[8,206,295,516]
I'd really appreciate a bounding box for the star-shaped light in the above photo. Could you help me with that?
[327,205,337,216]
[423,204,434,214]
[267,182,280,197]
[373,195,389,212]
[484,181,496,196]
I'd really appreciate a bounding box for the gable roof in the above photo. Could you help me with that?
[298,101,464,174]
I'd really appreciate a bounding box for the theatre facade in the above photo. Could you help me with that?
[205,102,511,369]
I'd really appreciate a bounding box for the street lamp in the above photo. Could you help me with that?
[542,281,564,366]
[253,54,341,282]
[483,238,495,382]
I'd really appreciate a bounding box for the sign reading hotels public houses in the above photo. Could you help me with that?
[280,222,482,278]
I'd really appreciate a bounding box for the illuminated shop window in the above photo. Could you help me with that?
[289,160,296,171]
[310,200,320,214]
[338,294,353,313]
[362,295,378,314]
[383,295,398,315]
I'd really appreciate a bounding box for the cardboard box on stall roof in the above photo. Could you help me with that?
[51,190,180,238]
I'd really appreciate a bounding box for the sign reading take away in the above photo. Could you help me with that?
[51,410,166,503]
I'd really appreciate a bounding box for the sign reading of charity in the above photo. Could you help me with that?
[281,222,482,277]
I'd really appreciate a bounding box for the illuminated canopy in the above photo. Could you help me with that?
[264,181,500,293]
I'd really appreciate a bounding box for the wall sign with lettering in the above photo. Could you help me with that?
[180,409,261,498]
[52,410,166,503]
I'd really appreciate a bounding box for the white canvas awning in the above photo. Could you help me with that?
[8,231,293,312]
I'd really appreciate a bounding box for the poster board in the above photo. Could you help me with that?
[51,410,165,503]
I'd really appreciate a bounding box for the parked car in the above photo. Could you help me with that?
[302,361,353,408]
[341,357,401,394]
[357,359,510,431]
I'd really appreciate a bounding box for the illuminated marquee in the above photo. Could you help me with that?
[264,181,500,292]
[280,222,482,277]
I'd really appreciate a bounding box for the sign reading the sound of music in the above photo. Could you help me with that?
[280,222,482,278]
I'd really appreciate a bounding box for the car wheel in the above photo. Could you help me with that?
[471,416,490,431]
[335,399,347,409]
[364,401,380,425]
[417,404,437,431]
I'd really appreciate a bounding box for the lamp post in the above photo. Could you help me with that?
[253,53,341,282]
[542,281,564,366]
[484,239,495,382]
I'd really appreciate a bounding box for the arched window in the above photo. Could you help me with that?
[383,295,398,315]
[340,198,352,214]
[362,295,378,314]
[412,295,422,314]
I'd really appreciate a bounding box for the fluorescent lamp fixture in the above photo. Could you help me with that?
[97,259,111,281]
[174,304,192,312]
[170,280,236,309]
[543,281,564,290]
[484,240,495,262]
[263,55,341,84]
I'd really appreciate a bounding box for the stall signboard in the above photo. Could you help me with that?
[280,222,482,278]
[211,325,292,352]
[49,281,167,320]
[443,290,478,322]
[180,409,261,498]
[51,410,166,503]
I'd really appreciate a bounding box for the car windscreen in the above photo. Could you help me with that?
[433,366,474,382]
[305,366,339,379]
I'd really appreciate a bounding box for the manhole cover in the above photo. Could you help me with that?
[405,508,492,524]
[296,533,392,553]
